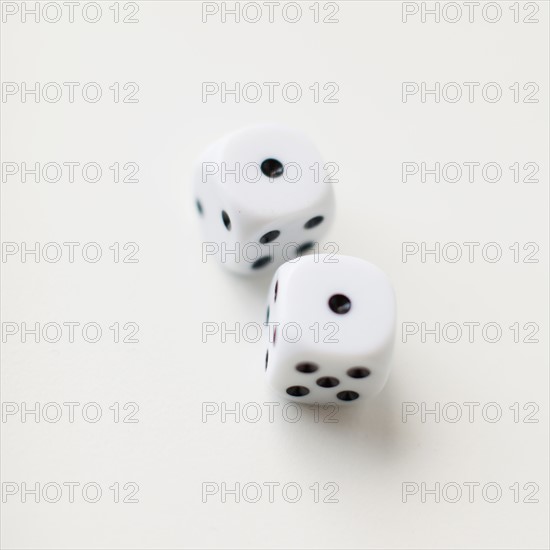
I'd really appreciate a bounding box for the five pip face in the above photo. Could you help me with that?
[193,124,335,274]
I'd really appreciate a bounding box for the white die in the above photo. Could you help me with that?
[193,124,335,274]
[264,254,396,404]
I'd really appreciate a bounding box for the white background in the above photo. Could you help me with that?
[1,1,549,549]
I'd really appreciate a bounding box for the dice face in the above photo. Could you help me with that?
[264,255,396,404]
[193,124,335,274]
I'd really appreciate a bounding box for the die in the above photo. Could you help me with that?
[264,254,396,404]
[193,124,335,274]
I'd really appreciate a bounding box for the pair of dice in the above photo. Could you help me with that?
[193,124,396,405]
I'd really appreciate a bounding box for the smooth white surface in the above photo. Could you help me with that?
[1,2,549,549]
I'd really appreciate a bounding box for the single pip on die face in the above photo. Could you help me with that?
[265,255,396,405]
[193,124,335,274]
